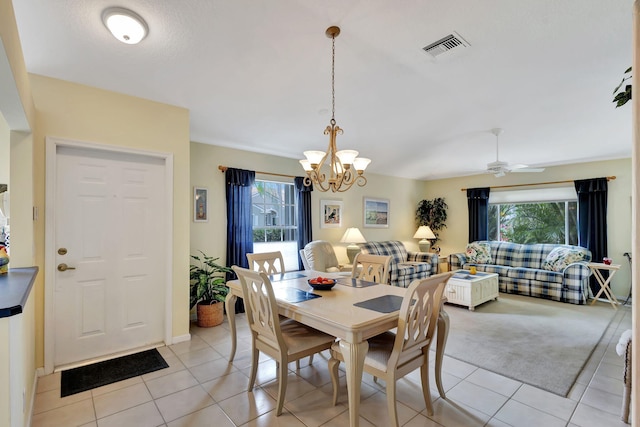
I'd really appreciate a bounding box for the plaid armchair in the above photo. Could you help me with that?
[357,241,438,287]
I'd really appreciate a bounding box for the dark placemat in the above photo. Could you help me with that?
[354,295,404,313]
[61,348,168,397]
[336,277,380,288]
[274,287,321,303]
[268,271,307,282]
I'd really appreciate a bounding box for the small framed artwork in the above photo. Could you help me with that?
[320,200,343,228]
[194,187,208,222]
[364,197,389,228]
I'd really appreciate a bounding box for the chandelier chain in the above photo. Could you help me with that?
[331,32,336,123]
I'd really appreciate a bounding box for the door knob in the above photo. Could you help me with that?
[57,263,76,272]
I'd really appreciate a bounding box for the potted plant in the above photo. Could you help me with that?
[190,251,233,327]
[415,197,448,251]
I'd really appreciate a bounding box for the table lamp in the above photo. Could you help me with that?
[413,226,436,252]
[340,227,366,264]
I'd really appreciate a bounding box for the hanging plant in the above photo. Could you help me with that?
[415,198,448,244]
[612,67,632,108]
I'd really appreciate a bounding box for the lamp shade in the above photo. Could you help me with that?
[413,226,436,239]
[340,227,366,244]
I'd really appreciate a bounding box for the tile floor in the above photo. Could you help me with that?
[31,302,632,427]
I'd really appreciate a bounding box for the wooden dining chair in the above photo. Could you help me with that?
[329,272,453,426]
[232,266,336,416]
[351,252,391,284]
[246,251,286,274]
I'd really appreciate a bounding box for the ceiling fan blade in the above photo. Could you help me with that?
[511,167,545,173]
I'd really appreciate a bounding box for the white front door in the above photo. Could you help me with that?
[53,145,166,367]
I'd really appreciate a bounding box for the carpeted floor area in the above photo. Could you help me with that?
[60,348,169,397]
[442,293,617,396]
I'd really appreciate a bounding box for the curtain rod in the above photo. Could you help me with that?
[460,176,616,191]
[218,165,297,179]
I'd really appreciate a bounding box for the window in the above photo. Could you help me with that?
[488,188,578,245]
[252,180,299,270]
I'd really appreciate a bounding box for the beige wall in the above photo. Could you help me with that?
[191,144,632,299]
[0,1,37,425]
[190,142,425,265]
[422,158,632,298]
[29,75,192,366]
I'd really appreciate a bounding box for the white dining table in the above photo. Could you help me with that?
[224,270,449,427]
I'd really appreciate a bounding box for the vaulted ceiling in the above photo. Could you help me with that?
[11,0,634,180]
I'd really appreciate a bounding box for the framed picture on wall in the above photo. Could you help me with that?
[194,187,208,222]
[320,200,343,228]
[364,197,389,228]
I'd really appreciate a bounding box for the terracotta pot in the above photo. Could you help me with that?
[196,301,224,327]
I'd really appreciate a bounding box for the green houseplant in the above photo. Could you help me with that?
[612,67,632,108]
[190,251,232,327]
[415,197,448,251]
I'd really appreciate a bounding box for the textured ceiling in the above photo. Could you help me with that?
[11,0,634,180]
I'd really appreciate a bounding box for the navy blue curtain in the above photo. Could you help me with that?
[294,177,313,270]
[225,168,255,313]
[467,187,490,242]
[575,177,608,296]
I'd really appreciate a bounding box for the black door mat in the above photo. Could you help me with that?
[61,348,169,397]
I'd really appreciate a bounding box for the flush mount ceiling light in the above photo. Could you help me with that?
[299,26,370,192]
[102,7,148,44]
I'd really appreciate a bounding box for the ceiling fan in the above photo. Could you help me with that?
[486,128,545,177]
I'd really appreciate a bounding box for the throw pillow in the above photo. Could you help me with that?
[465,242,492,264]
[543,247,587,271]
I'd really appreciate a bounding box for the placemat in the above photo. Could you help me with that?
[274,287,321,303]
[336,277,380,288]
[268,272,307,282]
[354,295,404,313]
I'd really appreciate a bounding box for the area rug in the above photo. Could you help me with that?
[61,348,168,397]
[442,293,617,396]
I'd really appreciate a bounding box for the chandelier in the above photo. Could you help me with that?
[299,26,371,192]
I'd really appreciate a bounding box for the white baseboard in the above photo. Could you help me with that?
[26,368,44,427]
[171,333,191,344]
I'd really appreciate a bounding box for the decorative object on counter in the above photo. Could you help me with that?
[190,251,233,327]
[299,26,371,192]
[413,225,436,252]
[0,245,8,275]
[340,227,366,263]
[415,197,448,245]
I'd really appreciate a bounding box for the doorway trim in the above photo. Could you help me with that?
[44,136,174,374]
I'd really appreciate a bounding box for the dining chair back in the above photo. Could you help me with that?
[329,271,453,426]
[246,251,285,274]
[299,249,311,270]
[232,266,336,416]
[352,252,391,284]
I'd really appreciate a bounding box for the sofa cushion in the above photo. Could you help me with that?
[465,242,492,264]
[543,247,589,272]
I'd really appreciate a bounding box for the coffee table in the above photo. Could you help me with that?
[445,270,499,311]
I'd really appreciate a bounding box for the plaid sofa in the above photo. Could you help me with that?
[357,241,438,287]
[449,241,592,304]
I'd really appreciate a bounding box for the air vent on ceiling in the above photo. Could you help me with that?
[422,31,470,59]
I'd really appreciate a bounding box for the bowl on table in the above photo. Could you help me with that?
[308,276,336,290]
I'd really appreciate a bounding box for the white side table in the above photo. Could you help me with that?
[588,262,621,309]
